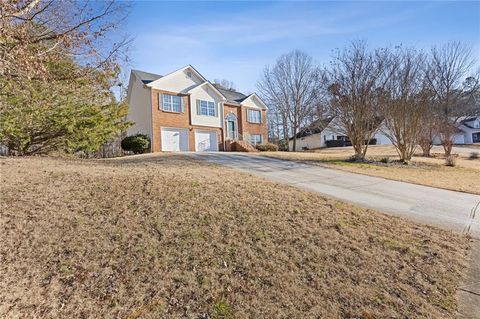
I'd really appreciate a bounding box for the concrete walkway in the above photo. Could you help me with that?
[193,152,480,318]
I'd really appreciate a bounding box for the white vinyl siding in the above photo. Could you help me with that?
[247,109,261,123]
[250,134,262,145]
[161,94,182,112]
[197,99,216,117]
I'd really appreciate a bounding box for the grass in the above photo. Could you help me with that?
[0,154,471,318]
[261,145,480,195]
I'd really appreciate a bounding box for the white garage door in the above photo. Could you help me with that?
[161,128,189,151]
[195,130,218,152]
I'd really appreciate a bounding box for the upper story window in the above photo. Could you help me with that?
[197,99,217,117]
[247,109,261,123]
[161,94,182,112]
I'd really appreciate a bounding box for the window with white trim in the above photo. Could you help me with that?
[162,94,182,112]
[198,100,216,117]
[247,109,261,123]
[250,134,262,145]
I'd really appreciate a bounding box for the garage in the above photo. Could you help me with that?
[161,128,189,151]
[194,130,218,152]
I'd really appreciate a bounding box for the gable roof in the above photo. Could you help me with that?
[187,82,227,101]
[240,93,269,110]
[290,117,335,140]
[130,65,267,108]
[131,69,162,84]
[460,116,479,129]
[146,65,207,89]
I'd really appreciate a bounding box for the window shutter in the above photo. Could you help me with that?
[196,100,200,115]
[181,96,185,113]
[158,93,162,110]
[214,102,218,117]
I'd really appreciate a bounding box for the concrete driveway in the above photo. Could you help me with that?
[195,152,480,237]
[193,152,480,318]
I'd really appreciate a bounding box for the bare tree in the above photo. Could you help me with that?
[257,50,321,151]
[324,41,389,161]
[425,42,477,156]
[213,79,235,91]
[381,48,432,162]
[417,111,437,157]
[0,0,131,83]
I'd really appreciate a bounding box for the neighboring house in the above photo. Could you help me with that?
[291,116,480,151]
[126,65,268,152]
[433,117,480,145]
[288,117,391,151]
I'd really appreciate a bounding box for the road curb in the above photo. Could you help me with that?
[457,238,480,318]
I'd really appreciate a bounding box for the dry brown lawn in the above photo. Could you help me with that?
[262,145,480,195]
[0,155,471,318]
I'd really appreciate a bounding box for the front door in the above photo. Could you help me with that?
[227,121,237,140]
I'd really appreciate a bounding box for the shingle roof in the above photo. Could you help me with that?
[215,86,248,105]
[291,117,335,140]
[131,69,256,105]
[460,117,479,129]
[131,69,162,84]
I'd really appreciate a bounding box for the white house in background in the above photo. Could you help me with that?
[290,116,480,151]
[288,117,391,151]
[432,117,480,145]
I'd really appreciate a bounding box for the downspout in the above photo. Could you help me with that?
[147,85,154,153]
[221,101,226,151]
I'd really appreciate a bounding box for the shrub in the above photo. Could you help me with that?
[380,157,391,164]
[121,134,150,154]
[445,155,457,167]
[367,138,377,145]
[277,139,288,151]
[326,140,346,148]
[469,152,479,160]
[255,143,279,152]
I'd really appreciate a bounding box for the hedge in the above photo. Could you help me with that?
[121,134,150,154]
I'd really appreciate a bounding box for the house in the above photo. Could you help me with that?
[433,117,480,145]
[288,117,392,151]
[291,115,480,151]
[126,65,268,152]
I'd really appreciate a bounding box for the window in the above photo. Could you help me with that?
[250,134,262,145]
[162,94,182,112]
[473,133,480,143]
[247,109,261,123]
[197,100,216,117]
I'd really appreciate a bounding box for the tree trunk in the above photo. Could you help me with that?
[353,139,365,161]
[443,142,453,157]
[442,132,453,157]
[283,123,289,151]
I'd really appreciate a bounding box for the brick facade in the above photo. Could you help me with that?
[151,89,223,152]
[151,89,267,152]
[241,107,268,143]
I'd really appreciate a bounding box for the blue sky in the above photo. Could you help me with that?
[126,1,480,93]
